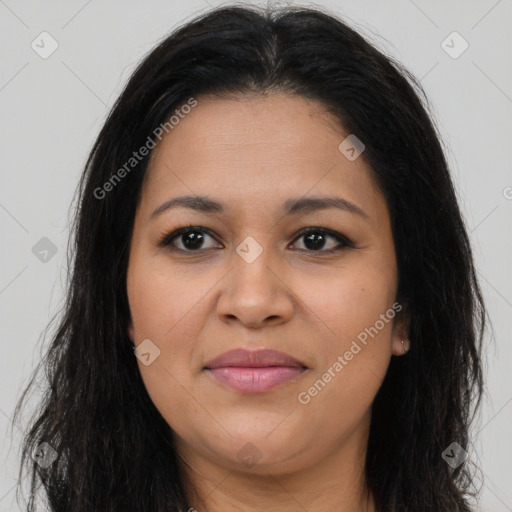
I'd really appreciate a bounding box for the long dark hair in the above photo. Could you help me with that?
[13,4,486,511]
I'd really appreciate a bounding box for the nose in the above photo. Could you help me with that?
[215,243,295,330]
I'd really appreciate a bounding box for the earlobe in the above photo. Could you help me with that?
[128,320,134,341]
[392,337,410,356]
[391,306,410,356]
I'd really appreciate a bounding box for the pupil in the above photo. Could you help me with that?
[304,232,325,250]
[183,231,204,250]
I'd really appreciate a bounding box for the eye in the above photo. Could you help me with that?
[158,225,354,254]
[290,227,353,254]
[158,226,222,251]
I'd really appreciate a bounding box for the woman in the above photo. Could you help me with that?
[14,4,486,511]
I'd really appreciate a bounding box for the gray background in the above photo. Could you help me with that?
[1,0,511,510]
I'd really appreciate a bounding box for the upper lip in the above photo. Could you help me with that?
[204,349,307,369]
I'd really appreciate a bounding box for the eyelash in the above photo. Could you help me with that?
[157,225,354,255]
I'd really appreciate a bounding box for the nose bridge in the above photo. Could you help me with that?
[232,233,278,299]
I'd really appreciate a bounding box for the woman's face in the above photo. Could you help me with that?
[126,93,407,476]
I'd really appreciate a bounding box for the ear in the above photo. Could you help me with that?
[128,319,134,341]
[391,304,411,356]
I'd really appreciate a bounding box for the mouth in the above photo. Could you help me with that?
[203,348,308,393]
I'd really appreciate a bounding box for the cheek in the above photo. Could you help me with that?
[295,262,397,402]
[300,260,397,344]
[127,251,210,340]
[126,252,205,394]
[127,256,211,426]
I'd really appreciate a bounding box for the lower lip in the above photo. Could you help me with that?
[206,366,306,393]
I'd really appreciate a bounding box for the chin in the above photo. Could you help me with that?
[200,423,311,472]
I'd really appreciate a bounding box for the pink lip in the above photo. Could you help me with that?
[204,349,308,393]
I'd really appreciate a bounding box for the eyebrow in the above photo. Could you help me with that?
[150,194,369,220]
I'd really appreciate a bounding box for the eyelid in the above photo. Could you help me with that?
[157,225,220,248]
[291,226,354,250]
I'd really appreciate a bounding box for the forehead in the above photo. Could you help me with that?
[140,93,384,220]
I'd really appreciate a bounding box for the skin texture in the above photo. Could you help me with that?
[126,93,409,512]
